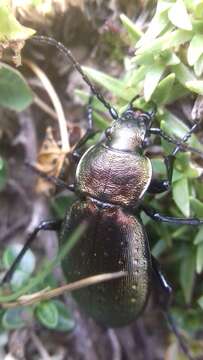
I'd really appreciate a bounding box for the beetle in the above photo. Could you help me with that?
[2,36,203,360]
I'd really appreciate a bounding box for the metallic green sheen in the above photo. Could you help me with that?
[60,199,151,327]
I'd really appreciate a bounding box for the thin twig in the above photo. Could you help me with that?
[34,95,58,121]
[24,58,70,152]
[30,332,52,360]
[1,271,127,309]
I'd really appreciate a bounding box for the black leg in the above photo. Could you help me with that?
[149,127,203,157]
[1,219,62,284]
[147,155,175,194]
[142,205,203,225]
[172,118,202,156]
[151,255,172,308]
[151,256,194,360]
[72,96,98,159]
[25,162,75,192]
[148,118,203,194]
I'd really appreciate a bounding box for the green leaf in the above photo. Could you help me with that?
[196,243,203,273]
[171,62,196,86]
[180,252,196,304]
[0,4,35,42]
[144,64,165,101]
[152,73,175,104]
[127,66,146,87]
[0,63,34,111]
[3,244,36,274]
[173,178,190,217]
[52,194,76,218]
[194,227,203,245]
[10,270,31,290]
[162,52,180,66]
[165,81,189,103]
[190,198,203,217]
[197,295,203,309]
[194,53,203,76]
[136,29,192,57]
[35,301,58,329]
[82,66,135,101]
[187,34,203,66]
[136,2,170,48]
[0,224,86,304]
[151,158,166,176]
[186,80,203,95]
[53,300,75,332]
[120,14,142,43]
[2,307,32,330]
[194,1,203,18]
[152,239,167,258]
[161,111,202,150]
[0,157,7,191]
[168,0,192,31]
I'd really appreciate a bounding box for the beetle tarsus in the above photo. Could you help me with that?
[152,256,194,360]
[165,312,194,360]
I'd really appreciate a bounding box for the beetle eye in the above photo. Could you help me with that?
[105,127,112,139]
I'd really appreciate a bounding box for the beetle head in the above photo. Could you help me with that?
[105,108,154,152]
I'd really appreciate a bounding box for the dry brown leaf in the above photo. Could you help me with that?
[35,127,68,194]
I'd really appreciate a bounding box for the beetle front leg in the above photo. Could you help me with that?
[147,155,175,194]
[72,95,98,160]
[151,256,194,360]
[1,219,62,284]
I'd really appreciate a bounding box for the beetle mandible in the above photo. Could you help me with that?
[2,36,203,360]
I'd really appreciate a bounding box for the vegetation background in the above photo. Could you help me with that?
[0,0,203,359]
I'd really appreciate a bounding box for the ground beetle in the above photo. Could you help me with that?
[2,36,203,360]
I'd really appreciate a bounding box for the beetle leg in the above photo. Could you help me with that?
[25,162,75,192]
[148,117,203,194]
[72,96,99,159]
[142,206,203,225]
[1,219,62,284]
[151,256,172,307]
[149,128,202,155]
[151,256,194,360]
[147,155,175,194]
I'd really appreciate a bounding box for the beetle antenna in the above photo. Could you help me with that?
[164,311,194,360]
[30,35,118,120]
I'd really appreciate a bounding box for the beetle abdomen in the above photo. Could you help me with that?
[60,200,151,327]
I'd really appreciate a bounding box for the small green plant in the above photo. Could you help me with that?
[0,242,76,332]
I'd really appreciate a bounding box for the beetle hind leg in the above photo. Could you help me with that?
[151,256,194,360]
[1,219,62,285]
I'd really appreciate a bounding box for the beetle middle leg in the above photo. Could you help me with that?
[151,256,194,360]
[1,219,62,284]
[142,206,203,225]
